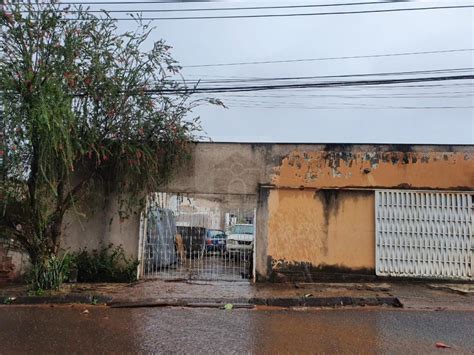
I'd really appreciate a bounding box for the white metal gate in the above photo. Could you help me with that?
[138,193,256,281]
[375,190,473,280]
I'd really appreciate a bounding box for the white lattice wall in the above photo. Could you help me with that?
[375,190,473,280]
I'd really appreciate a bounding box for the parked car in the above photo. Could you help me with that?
[176,226,207,258]
[226,224,254,259]
[205,229,227,253]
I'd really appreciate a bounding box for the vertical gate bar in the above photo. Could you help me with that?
[375,191,380,276]
[137,196,149,279]
[253,207,257,282]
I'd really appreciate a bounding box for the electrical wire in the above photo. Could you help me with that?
[227,104,474,110]
[145,74,474,94]
[178,68,474,85]
[181,48,474,68]
[50,0,404,7]
[205,92,474,99]
[53,4,474,21]
[20,1,414,12]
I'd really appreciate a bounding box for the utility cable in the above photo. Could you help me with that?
[181,48,474,68]
[51,4,474,21]
[143,74,474,94]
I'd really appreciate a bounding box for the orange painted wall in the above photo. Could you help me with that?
[272,151,474,190]
[267,189,376,272]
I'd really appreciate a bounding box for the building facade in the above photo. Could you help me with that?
[59,142,474,281]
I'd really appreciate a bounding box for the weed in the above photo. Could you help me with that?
[27,253,71,291]
[73,244,139,283]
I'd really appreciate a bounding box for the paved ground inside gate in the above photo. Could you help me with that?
[143,254,251,281]
[1,306,473,353]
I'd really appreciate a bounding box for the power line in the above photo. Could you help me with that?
[179,68,474,85]
[208,92,474,99]
[148,74,474,94]
[189,81,474,92]
[22,1,412,12]
[55,0,397,6]
[56,4,474,20]
[222,95,472,105]
[228,104,474,110]
[182,48,474,68]
[50,0,226,3]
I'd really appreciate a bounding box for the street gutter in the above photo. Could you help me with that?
[108,296,403,309]
[0,294,402,308]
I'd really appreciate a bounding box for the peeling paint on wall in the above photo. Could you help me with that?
[272,150,474,190]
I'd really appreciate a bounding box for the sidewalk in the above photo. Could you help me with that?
[1,280,473,310]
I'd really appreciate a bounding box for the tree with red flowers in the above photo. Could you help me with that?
[0,2,214,286]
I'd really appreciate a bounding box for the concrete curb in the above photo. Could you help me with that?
[108,296,403,309]
[1,294,402,308]
[252,296,402,308]
[0,294,112,305]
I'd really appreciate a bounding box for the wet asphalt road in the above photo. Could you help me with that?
[0,307,473,354]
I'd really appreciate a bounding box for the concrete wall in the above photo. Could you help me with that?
[59,142,473,280]
[62,192,141,258]
[261,189,375,281]
[271,189,376,269]
[165,143,474,193]
[273,150,474,190]
[254,144,473,280]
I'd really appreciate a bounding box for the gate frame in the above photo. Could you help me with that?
[136,197,150,280]
[137,193,258,282]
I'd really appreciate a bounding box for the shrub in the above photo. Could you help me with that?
[28,253,72,292]
[73,244,139,283]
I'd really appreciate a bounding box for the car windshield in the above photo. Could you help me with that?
[208,230,225,238]
[230,225,254,235]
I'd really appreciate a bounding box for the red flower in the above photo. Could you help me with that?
[3,12,14,25]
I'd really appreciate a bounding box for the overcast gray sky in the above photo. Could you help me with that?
[100,0,473,143]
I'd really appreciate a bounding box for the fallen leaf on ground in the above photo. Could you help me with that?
[224,303,233,310]
[435,342,451,349]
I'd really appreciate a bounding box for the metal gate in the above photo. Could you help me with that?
[138,193,256,281]
[375,190,473,280]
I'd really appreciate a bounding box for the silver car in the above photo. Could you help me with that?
[226,224,254,258]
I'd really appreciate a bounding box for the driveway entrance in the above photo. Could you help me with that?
[139,192,256,281]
